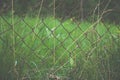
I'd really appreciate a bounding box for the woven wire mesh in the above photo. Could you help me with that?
[0,0,120,80]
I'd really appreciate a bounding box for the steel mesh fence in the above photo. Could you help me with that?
[0,1,120,80]
[0,15,120,80]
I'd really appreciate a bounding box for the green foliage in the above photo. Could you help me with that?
[0,16,120,80]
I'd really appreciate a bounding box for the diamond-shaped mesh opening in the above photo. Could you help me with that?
[96,23,107,36]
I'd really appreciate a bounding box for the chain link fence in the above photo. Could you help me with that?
[0,1,120,80]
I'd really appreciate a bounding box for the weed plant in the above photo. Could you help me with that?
[0,16,120,80]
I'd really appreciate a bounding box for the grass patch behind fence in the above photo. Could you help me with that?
[0,16,120,80]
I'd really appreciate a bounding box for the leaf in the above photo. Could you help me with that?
[70,57,74,67]
[15,60,17,66]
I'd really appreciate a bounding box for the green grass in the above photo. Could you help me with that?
[0,16,120,80]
